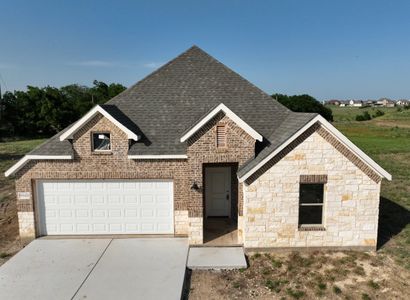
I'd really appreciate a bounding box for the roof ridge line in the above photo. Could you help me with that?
[106,46,201,104]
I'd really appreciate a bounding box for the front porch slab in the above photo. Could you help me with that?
[187,246,247,270]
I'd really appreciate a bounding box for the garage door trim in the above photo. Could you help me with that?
[35,179,174,236]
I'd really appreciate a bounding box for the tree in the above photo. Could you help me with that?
[272,93,333,121]
[0,81,126,139]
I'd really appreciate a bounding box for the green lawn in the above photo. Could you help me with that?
[0,139,45,202]
[330,107,410,270]
[0,139,45,174]
[327,106,403,122]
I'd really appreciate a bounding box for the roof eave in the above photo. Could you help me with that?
[59,105,140,141]
[238,115,392,183]
[4,155,73,177]
[180,103,263,142]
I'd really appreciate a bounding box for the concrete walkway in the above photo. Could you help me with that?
[187,247,247,269]
[0,238,188,300]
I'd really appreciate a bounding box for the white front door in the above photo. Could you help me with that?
[205,167,231,217]
[36,179,174,235]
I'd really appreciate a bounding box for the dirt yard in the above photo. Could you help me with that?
[188,251,410,299]
[0,180,27,267]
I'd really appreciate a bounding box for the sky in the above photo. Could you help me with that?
[0,0,410,100]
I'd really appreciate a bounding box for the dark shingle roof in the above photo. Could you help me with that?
[237,112,318,178]
[28,46,317,176]
[108,45,291,155]
[100,104,143,138]
[28,126,73,156]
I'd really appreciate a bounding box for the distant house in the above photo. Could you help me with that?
[349,100,363,107]
[397,99,410,107]
[364,100,376,107]
[326,100,342,106]
[377,98,395,107]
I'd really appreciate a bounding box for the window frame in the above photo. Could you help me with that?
[298,182,325,229]
[91,132,112,152]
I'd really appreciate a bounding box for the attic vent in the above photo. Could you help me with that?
[216,125,227,148]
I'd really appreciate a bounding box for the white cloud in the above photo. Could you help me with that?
[143,62,164,69]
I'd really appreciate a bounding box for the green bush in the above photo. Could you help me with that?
[356,111,372,121]
[374,109,385,117]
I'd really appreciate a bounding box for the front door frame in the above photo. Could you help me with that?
[203,163,238,219]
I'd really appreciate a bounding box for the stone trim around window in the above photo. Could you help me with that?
[299,174,328,184]
[298,224,326,231]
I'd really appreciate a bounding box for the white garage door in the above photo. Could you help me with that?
[36,180,174,235]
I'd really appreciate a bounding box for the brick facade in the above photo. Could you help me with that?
[14,112,255,244]
[186,113,255,243]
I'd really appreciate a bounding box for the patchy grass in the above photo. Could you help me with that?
[0,139,45,190]
[0,252,11,259]
[189,251,410,299]
[333,285,342,295]
[367,280,380,290]
[330,107,410,271]
[0,138,45,265]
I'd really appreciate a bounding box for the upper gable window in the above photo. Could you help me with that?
[216,125,227,148]
[92,132,111,152]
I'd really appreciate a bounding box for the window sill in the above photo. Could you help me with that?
[298,225,326,231]
[91,151,113,156]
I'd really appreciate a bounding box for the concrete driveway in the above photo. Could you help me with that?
[0,238,188,300]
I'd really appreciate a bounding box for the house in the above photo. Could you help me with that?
[349,100,363,107]
[5,46,391,250]
[326,100,341,106]
[364,100,377,107]
[396,99,410,107]
[377,98,395,107]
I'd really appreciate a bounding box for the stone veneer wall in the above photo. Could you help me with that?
[14,113,255,244]
[243,126,381,250]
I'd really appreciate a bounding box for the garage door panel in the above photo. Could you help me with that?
[108,195,121,204]
[37,180,173,235]
[59,209,73,218]
[89,182,104,190]
[140,195,154,204]
[93,224,106,232]
[157,195,171,204]
[92,209,106,218]
[74,195,89,205]
[91,195,105,205]
[158,223,172,231]
[124,195,138,204]
[125,209,138,217]
[76,210,89,218]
